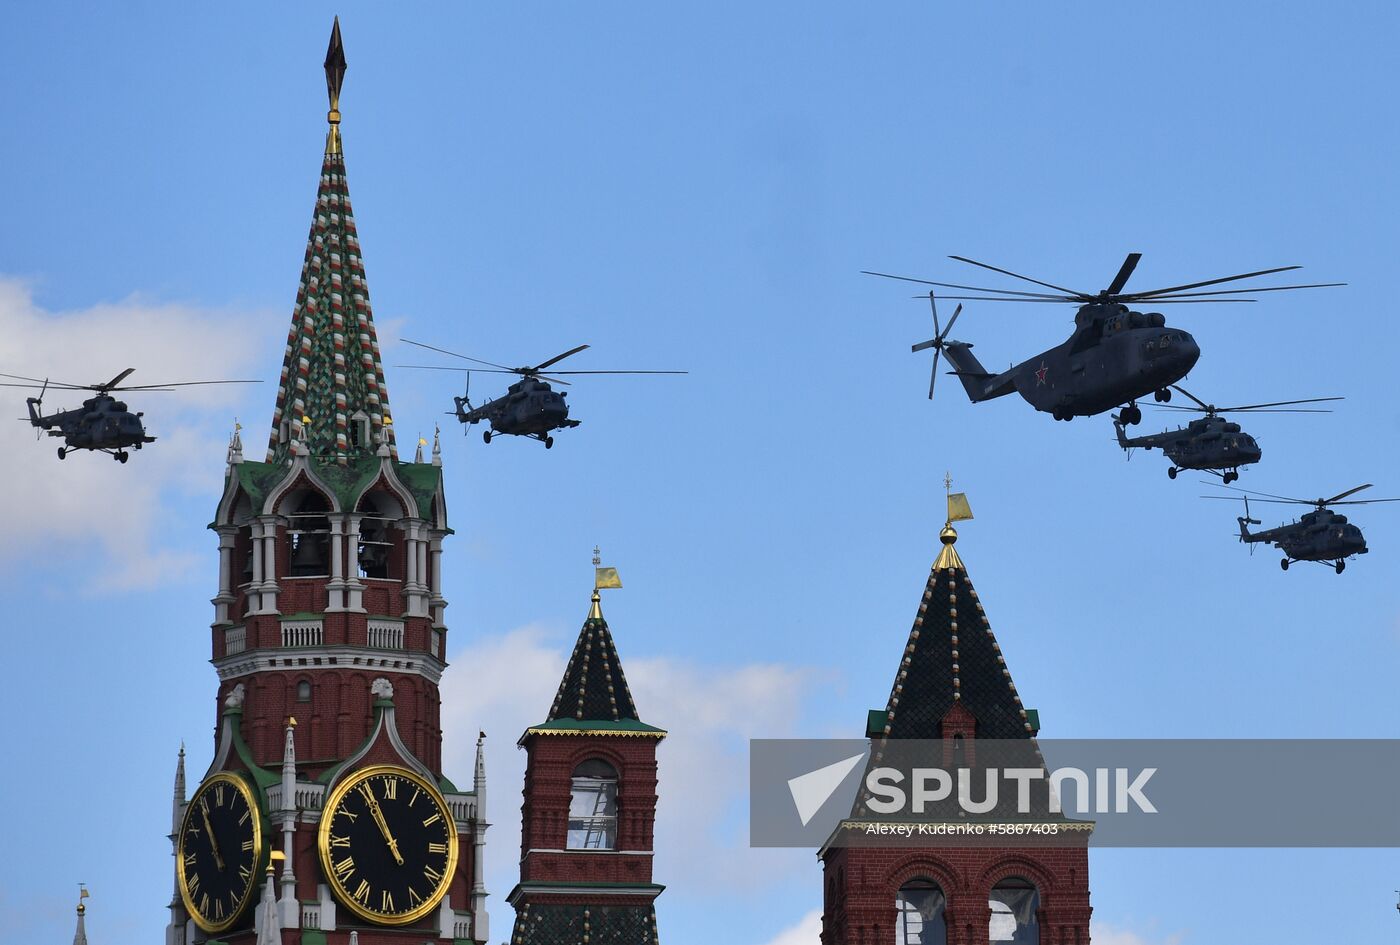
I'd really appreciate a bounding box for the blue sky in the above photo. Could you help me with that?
[2,3,1399,943]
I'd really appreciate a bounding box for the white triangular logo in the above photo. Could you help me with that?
[787,752,865,826]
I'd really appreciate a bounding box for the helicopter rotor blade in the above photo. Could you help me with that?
[98,368,136,390]
[928,347,940,400]
[862,271,1070,300]
[929,291,940,338]
[1103,253,1142,296]
[113,379,262,390]
[532,345,591,372]
[0,371,98,389]
[1327,484,1373,504]
[400,338,517,372]
[1123,265,1302,300]
[539,370,688,375]
[1125,282,1346,300]
[1169,385,1212,412]
[1218,396,1344,412]
[1198,481,1312,503]
[947,255,1088,298]
[942,302,963,338]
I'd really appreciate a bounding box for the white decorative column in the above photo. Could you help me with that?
[260,516,282,614]
[326,515,346,612]
[345,513,365,612]
[212,527,237,626]
[470,731,490,941]
[247,521,265,615]
[278,719,299,926]
[428,532,447,630]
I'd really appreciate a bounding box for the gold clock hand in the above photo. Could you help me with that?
[200,804,226,871]
[358,784,405,866]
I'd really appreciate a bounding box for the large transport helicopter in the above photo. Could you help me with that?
[1204,483,1399,573]
[400,340,686,448]
[1114,385,1342,483]
[1,368,259,462]
[866,254,1342,424]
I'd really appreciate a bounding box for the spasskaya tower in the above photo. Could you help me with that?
[164,20,489,945]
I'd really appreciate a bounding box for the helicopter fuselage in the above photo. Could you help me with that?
[454,377,581,443]
[942,303,1201,419]
[27,394,155,452]
[1116,415,1262,472]
[1242,508,1368,562]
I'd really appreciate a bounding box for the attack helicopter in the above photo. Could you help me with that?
[1203,483,1399,573]
[400,340,686,448]
[866,254,1342,424]
[1,368,260,462]
[1114,386,1342,483]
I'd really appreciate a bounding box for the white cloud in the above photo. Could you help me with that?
[0,277,275,589]
[758,909,822,945]
[439,624,822,921]
[1091,920,1186,945]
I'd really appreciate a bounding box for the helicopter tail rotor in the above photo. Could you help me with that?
[911,293,963,399]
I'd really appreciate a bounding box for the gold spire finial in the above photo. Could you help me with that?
[324,17,347,155]
[591,547,622,617]
[935,474,973,570]
[77,884,89,915]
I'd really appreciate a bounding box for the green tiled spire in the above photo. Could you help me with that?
[266,20,395,466]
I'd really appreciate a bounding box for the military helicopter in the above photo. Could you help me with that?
[400,340,686,448]
[866,254,1342,424]
[1,368,259,462]
[1114,386,1342,483]
[1204,483,1400,573]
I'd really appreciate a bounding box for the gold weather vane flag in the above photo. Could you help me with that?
[947,492,973,523]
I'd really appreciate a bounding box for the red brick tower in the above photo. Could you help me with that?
[820,498,1092,945]
[508,575,666,944]
[165,21,489,945]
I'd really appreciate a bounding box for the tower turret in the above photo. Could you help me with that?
[820,487,1092,945]
[508,561,666,945]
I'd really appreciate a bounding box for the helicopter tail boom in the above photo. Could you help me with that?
[941,342,1014,402]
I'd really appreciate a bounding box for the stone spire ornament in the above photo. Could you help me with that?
[72,885,89,945]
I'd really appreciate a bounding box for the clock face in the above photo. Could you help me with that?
[317,765,459,925]
[176,772,264,933]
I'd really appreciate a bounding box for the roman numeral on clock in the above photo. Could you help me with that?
[334,856,355,881]
[353,879,371,904]
[382,777,397,800]
[421,812,441,827]
[423,865,443,883]
[381,890,394,912]
[241,839,254,852]
[428,842,448,854]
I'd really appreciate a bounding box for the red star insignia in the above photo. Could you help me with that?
[1035,362,1049,386]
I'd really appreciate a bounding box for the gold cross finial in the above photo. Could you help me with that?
[944,471,953,496]
[592,545,601,567]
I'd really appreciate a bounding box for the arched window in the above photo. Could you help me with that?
[287,492,331,576]
[989,877,1039,944]
[296,680,312,702]
[567,759,618,850]
[896,879,946,945]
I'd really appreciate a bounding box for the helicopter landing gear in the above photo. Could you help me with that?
[1280,558,1290,571]
[1153,388,1172,403]
[1335,560,1346,574]
[1120,403,1142,425]
[1223,471,1239,484]
[544,436,554,449]
[1167,467,1178,479]
[115,450,128,463]
[483,430,492,444]
[57,447,66,460]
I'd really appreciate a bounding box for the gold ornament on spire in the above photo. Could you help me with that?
[590,547,622,619]
[324,17,347,155]
[934,472,972,571]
